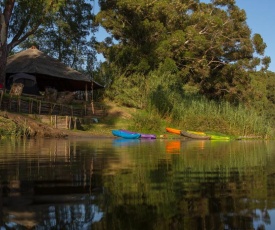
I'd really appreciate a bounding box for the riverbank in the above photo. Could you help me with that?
[0,111,119,139]
[0,101,138,139]
[0,100,270,140]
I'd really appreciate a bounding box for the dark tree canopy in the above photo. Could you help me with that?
[96,0,270,103]
[18,0,97,73]
[0,0,65,86]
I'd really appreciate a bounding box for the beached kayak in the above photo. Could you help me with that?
[112,130,141,139]
[120,129,156,139]
[166,127,181,135]
[181,130,211,140]
[209,135,230,140]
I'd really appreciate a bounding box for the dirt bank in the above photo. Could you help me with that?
[2,112,114,138]
[1,111,68,138]
[0,101,134,139]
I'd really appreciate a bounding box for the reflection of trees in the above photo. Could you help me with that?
[0,184,3,227]
[0,138,106,229]
[1,139,275,229]
[93,140,275,230]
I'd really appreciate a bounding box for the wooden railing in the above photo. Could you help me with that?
[0,90,106,118]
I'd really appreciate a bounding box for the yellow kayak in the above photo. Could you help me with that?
[187,130,230,140]
[181,130,210,140]
[187,130,207,136]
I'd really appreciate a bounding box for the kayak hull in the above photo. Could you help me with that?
[209,135,230,140]
[112,130,141,139]
[120,129,156,139]
[180,130,211,140]
[166,128,181,135]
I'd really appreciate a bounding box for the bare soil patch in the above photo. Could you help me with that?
[1,111,67,138]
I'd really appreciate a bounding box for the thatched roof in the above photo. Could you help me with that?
[6,46,104,91]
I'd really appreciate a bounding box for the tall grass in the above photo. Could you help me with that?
[168,98,270,137]
[104,71,272,138]
[0,115,30,139]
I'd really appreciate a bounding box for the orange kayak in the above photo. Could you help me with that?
[165,127,181,135]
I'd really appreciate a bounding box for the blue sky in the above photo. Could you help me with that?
[235,0,275,71]
[190,0,275,71]
[95,0,275,71]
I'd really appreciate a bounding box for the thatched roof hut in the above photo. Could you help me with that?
[6,46,104,92]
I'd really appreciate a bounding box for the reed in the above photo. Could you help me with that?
[109,71,272,137]
[143,93,270,137]
[0,116,25,138]
[130,110,164,133]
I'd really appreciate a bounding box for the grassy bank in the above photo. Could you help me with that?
[0,98,272,139]
[104,72,273,139]
[83,99,271,139]
[0,114,22,138]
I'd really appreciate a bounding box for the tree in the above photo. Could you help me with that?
[0,0,65,88]
[19,0,97,72]
[96,0,270,103]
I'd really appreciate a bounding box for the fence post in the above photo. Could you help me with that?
[0,90,3,109]
[39,101,41,114]
[74,117,77,129]
[55,115,57,128]
[29,99,33,114]
[17,97,21,112]
[68,116,71,130]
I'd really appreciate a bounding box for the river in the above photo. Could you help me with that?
[0,137,274,230]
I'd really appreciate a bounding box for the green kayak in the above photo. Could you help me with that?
[210,135,230,140]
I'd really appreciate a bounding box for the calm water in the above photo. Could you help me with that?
[0,137,275,230]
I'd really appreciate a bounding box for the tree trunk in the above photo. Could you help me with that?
[0,44,7,87]
[1,8,9,89]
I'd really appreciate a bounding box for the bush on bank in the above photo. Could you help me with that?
[104,71,272,138]
[0,116,22,138]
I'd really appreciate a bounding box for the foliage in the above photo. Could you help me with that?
[103,71,271,137]
[96,0,270,104]
[168,99,271,137]
[245,70,275,124]
[19,0,98,73]
[130,111,163,133]
[104,70,183,110]
[0,115,26,138]
[0,0,66,85]
[139,95,271,138]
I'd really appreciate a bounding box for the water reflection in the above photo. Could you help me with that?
[0,138,275,229]
[112,138,141,147]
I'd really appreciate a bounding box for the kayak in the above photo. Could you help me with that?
[180,130,211,140]
[209,135,230,140]
[120,129,156,139]
[166,127,181,135]
[112,130,141,139]
[187,130,207,135]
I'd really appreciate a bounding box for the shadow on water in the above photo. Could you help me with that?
[0,138,275,229]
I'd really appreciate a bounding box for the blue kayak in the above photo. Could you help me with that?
[120,129,156,139]
[112,130,141,139]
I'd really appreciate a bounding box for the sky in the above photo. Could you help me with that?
[234,0,275,71]
[95,0,275,72]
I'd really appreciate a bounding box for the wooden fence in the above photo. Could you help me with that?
[39,115,92,130]
[0,90,106,118]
